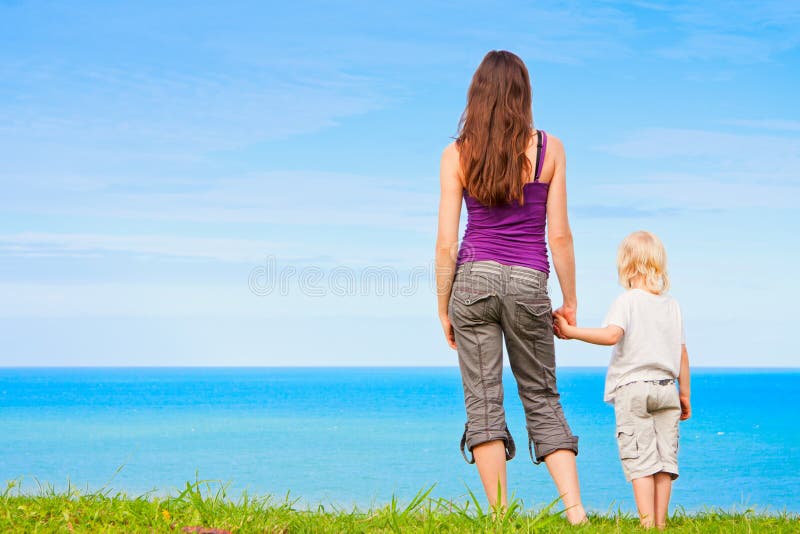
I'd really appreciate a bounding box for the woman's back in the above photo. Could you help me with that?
[456,130,553,274]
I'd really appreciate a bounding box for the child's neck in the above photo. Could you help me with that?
[630,278,660,295]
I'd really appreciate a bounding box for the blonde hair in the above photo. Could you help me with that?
[617,231,670,294]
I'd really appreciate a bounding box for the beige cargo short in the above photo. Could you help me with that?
[613,380,680,482]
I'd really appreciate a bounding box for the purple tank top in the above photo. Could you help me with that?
[456,130,550,274]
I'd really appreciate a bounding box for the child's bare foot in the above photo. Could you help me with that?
[489,504,508,521]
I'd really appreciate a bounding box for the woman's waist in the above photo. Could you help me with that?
[455,247,550,275]
[455,259,548,280]
[458,233,548,258]
[453,260,549,299]
[461,226,547,246]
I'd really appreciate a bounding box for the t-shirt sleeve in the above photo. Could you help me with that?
[602,294,628,331]
[678,301,686,344]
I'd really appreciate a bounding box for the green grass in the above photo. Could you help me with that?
[2,474,798,533]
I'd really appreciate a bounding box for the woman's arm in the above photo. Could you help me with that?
[546,135,577,330]
[435,142,463,349]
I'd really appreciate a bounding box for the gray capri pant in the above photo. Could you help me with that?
[448,260,579,464]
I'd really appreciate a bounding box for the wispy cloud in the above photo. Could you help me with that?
[579,124,800,215]
[455,3,637,64]
[0,63,391,155]
[721,118,800,132]
[572,204,685,219]
[653,1,800,62]
[0,226,435,267]
[595,127,800,183]
[590,181,800,211]
[0,281,434,319]
[0,233,289,263]
[0,170,439,233]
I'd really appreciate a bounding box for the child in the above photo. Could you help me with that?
[554,230,691,530]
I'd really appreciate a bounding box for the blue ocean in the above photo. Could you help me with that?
[1,367,798,513]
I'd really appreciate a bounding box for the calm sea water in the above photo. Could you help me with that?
[1,367,798,513]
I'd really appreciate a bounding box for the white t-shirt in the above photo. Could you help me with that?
[602,288,685,403]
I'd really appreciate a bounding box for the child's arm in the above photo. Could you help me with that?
[678,344,691,420]
[554,315,623,346]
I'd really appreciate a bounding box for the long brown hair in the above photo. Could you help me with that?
[455,50,534,207]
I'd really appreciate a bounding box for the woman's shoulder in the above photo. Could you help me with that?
[449,132,564,154]
[439,141,461,170]
[441,141,466,186]
[442,139,461,160]
[543,131,565,159]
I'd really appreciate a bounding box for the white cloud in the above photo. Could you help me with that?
[453,3,636,65]
[0,233,290,263]
[0,64,391,153]
[594,127,800,183]
[0,229,435,268]
[721,118,800,132]
[653,1,800,62]
[590,181,800,210]
[0,170,439,232]
[0,281,436,318]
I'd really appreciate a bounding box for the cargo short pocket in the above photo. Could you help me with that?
[452,287,493,307]
[616,426,638,460]
[514,298,552,330]
[450,278,493,324]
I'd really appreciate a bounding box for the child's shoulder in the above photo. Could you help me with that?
[612,289,681,310]
[655,290,681,308]
[605,290,634,315]
[612,289,636,304]
[631,290,683,316]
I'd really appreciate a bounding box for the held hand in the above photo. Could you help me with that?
[552,304,576,339]
[553,314,572,339]
[440,314,457,350]
[680,395,691,421]
[553,305,577,326]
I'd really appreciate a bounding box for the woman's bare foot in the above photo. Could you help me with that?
[565,504,589,525]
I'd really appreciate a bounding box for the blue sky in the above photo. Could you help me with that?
[1,1,798,366]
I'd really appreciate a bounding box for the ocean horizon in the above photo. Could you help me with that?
[2,366,798,514]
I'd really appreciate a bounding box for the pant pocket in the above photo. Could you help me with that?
[514,298,552,330]
[450,275,494,326]
[512,298,557,387]
[616,425,639,460]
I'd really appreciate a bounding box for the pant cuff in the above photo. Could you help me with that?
[528,434,579,464]
[460,422,516,464]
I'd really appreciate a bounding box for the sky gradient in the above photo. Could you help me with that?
[1,1,798,366]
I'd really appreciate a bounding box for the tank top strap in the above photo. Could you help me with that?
[534,130,547,182]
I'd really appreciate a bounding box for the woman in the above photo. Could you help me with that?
[435,50,586,524]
